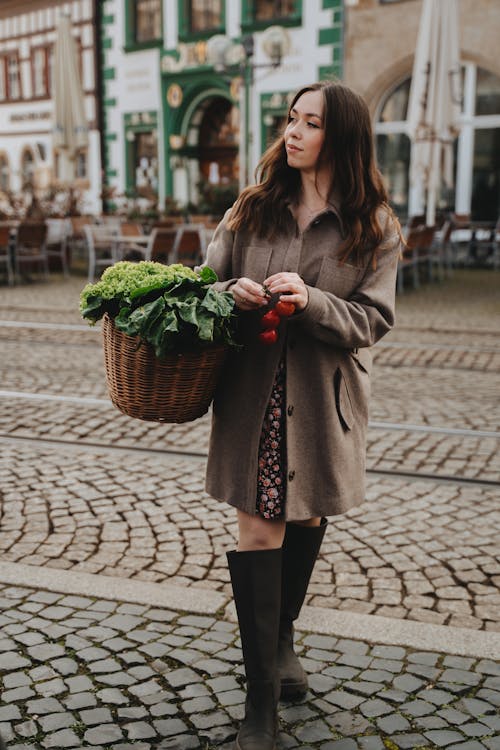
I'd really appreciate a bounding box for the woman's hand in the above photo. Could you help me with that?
[231,277,268,311]
[264,272,309,312]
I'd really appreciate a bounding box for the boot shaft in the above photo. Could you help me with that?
[281,519,327,623]
[227,547,282,685]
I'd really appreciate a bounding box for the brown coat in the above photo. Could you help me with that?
[204,204,401,521]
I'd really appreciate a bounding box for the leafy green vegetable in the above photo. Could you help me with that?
[80,260,239,357]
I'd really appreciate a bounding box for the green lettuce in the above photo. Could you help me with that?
[80,261,239,356]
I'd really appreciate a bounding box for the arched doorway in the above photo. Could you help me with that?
[172,93,240,215]
[20,147,35,189]
[0,152,10,192]
[198,97,239,184]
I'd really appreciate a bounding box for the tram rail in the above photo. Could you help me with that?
[0,432,498,489]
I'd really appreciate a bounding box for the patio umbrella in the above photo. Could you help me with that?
[52,12,89,181]
[407,0,462,225]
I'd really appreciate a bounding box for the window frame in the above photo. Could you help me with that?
[30,44,53,100]
[374,62,500,220]
[241,0,302,31]
[124,111,159,197]
[125,0,163,52]
[20,147,35,189]
[177,0,226,42]
[0,151,10,192]
[0,52,22,102]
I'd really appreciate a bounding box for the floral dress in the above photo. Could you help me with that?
[256,356,287,519]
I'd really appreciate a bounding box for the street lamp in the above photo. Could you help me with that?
[206,26,290,189]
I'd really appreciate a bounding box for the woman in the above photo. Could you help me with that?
[204,81,402,750]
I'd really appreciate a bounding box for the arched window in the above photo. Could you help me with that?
[21,148,35,189]
[0,152,9,191]
[375,64,500,222]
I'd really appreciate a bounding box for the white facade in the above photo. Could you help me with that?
[99,0,342,212]
[0,0,100,212]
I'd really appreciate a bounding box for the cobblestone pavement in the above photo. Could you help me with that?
[0,335,499,428]
[1,441,499,632]
[1,583,500,750]
[1,270,500,748]
[0,397,498,481]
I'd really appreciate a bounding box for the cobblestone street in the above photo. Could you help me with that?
[0,269,499,749]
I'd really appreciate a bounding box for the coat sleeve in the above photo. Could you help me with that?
[201,208,238,293]
[294,213,401,349]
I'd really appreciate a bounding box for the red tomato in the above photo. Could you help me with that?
[258,328,278,345]
[260,309,281,329]
[275,300,296,317]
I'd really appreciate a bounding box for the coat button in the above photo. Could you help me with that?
[288,470,295,481]
[288,338,296,350]
[287,405,294,416]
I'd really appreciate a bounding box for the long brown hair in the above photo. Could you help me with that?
[228,81,398,263]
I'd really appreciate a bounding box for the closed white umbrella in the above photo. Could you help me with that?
[407,0,462,225]
[52,12,89,181]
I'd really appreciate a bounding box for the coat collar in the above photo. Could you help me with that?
[287,191,346,238]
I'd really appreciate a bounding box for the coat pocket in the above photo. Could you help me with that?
[317,257,364,299]
[334,367,354,431]
[242,244,272,284]
[350,347,372,376]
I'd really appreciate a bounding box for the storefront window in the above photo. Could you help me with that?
[133,0,162,43]
[475,67,500,116]
[199,97,238,182]
[471,128,500,220]
[189,0,222,33]
[376,133,411,218]
[21,150,35,188]
[0,153,9,191]
[130,131,158,196]
[375,64,500,221]
[196,97,239,213]
[76,150,88,180]
[379,78,410,123]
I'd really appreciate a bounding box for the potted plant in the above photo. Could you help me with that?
[80,260,239,422]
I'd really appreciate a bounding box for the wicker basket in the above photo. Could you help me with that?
[102,314,227,423]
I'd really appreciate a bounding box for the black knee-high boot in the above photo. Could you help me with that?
[227,548,282,750]
[278,519,327,700]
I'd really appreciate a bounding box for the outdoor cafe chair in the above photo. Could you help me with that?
[0,225,14,286]
[433,220,455,278]
[397,224,436,293]
[68,216,93,261]
[467,216,500,269]
[45,218,71,277]
[84,224,119,282]
[14,221,49,280]
[447,213,472,267]
[169,223,207,268]
[120,221,144,237]
[146,227,179,264]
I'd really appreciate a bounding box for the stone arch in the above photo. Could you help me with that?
[362,55,414,117]
[171,85,239,211]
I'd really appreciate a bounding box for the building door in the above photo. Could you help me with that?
[180,94,239,215]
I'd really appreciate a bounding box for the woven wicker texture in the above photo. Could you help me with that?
[102,314,227,423]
